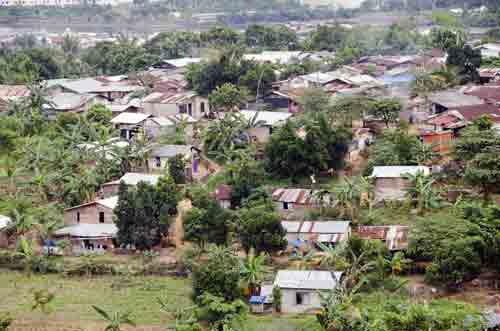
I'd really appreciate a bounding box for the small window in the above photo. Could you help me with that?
[76,212,80,223]
[188,103,193,116]
[283,202,289,210]
[155,157,161,168]
[99,212,105,223]
[296,292,304,305]
[200,102,205,113]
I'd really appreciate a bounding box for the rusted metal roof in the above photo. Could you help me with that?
[357,225,409,251]
[0,85,30,99]
[143,91,197,104]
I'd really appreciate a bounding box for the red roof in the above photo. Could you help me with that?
[450,103,500,122]
[463,86,500,103]
[0,85,30,99]
[214,184,232,201]
[427,114,459,126]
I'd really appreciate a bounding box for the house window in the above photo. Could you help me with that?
[200,102,205,113]
[76,212,80,223]
[188,103,193,116]
[155,157,161,168]
[296,292,307,305]
[99,212,105,223]
[283,202,289,210]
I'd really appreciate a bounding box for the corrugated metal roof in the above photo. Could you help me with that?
[0,85,30,99]
[111,112,151,125]
[46,93,95,111]
[274,270,342,290]
[239,110,292,126]
[429,91,484,108]
[163,57,202,68]
[143,91,197,104]
[118,173,161,186]
[54,223,117,238]
[358,225,409,251]
[283,221,350,235]
[151,145,193,158]
[96,196,119,209]
[371,166,430,178]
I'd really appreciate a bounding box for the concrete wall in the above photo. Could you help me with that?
[281,288,323,314]
[248,126,273,144]
[374,177,410,201]
[64,204,114,226]
[143,103,178,118]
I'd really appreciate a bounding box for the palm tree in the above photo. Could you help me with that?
[404,170,439,215]
[333,178,361,224]
[92,306,136,331]
[14,238,37,276]
[316,242,342,269]
[7,209,38,238]
[32,289,55,315]
[240,249,268,296]
[386,252,412,276]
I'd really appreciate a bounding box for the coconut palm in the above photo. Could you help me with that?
[92,306,136,331]
[240,249,268,296]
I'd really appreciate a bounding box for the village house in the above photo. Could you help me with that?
[100,173,162,198]
[371,166,430,201]
[58,196,118,255]
[419,130,454,155]
[463,85,500,105]
[44,93,102,115]
[271,270,342,313]
[110,112,174,140]
[478,68,500,84]
[281,220,350,249]
[425,104,500,135]
[271,188,327,215]
[357,225,409,251]
[476,43,500,58]
[239,110,293,143]
[151,57,202,71]
[0,85,30,113]
[428,91,484,114]
[148,145,210,181]
[142,91,209,120]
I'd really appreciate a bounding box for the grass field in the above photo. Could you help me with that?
[0,270,317,331]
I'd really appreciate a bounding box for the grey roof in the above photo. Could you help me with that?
[151,145,193,158]
[54,223,117,238]
[274,270,342,290]
[429,91,484,108]
[46,93,95,111]
[282,221,350,234]
[65,196,118,211]
[239,110,292,126]
[110,112,151,125]
[371,166,430,178]
[52,78,104,94]
[119,173,161,186]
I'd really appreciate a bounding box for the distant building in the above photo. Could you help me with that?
[371,166,430,201]
[429,91,484,114]
[0,0,80,6]
[476,43,500,58]
[0,85,30,113]
[239,110,292,143]
[357,225,409,251]
[100,173,162,198]
[142,91,208,120]
[281,220,350,248]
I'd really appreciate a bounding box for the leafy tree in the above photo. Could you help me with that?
[114,173,179,250]
[224,150,264,207]
[0,52,39,84]
[368,99,402,128]
[446,44,481,83]
[245,24,298,50]
[425,237,482,286]
[237,202,287,254]
[92,306,136,331]
[183,187,230,249]
[192,246,242,301]
[86,104,112,127]
[454,123,500,202]
[265,113,351,181]
[299,88,330,113]
[208,83,248,115]
[168,154,187,184]
[430,27,466,51]
[195,293,247,331]
[0,314,12,331]
[239,63,276,99]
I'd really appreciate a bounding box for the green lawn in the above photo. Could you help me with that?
[0,270,318,331]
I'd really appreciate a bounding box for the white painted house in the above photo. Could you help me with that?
[273,270,342,313]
